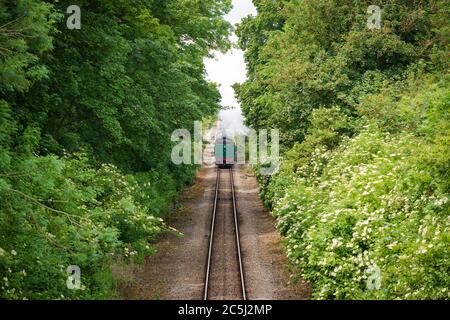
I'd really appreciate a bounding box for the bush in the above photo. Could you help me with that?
[264,77,449,299]
[0,153,170,299]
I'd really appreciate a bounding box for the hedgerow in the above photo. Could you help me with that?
[0,153,176,299]
[238,0,449,300]
[256,77,449,299]
[0,0,231,299]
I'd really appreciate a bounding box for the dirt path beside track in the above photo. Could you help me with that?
[116,164,310,300]
[116,126,311,300]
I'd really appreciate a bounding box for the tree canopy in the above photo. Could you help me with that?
[236,0,449,299]
[0,0,231,299]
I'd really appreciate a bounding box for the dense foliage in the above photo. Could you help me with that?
[236,0,449,299]
[0,0,231,299]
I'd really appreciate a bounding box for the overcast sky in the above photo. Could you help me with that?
[204,0,257,135]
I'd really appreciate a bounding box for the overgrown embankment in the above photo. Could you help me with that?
[0,0,231,299]
[236,0,449,299]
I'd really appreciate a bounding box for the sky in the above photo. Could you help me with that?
[204,0,257,136]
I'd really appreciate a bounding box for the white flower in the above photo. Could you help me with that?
[11,250,17,256]
[331,238,342,249]
[0,248,5,256]
[387,241,397,250]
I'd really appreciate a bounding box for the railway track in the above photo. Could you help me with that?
[203,168,247,300]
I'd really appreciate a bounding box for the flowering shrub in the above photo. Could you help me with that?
[0,153,175,299]
[261,77,450,299]
[237,0,449,300]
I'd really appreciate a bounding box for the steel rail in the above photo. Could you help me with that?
[203,168,220,300]
[230,168,247,300]
[203,168,246,300]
